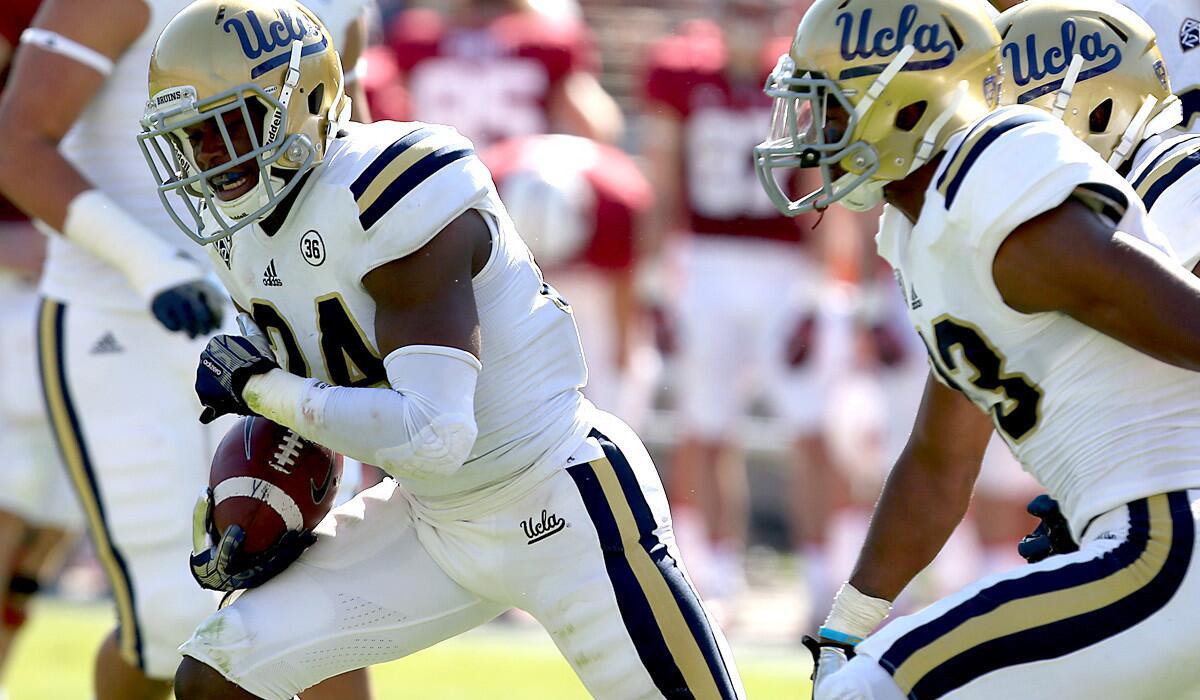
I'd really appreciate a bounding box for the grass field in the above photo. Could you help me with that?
[7,599,812,698]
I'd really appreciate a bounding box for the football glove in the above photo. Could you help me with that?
[1018,494,1079,564]
[151,278,225,339]
[189,488,316,592]
[802,634,856,698]
[196,314,278,424]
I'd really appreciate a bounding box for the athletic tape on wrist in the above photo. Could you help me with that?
[823,582,893,641]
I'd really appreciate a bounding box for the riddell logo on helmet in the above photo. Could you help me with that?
[223,10,327,79]
[835,4,956,78]
[1003,20,1122,103]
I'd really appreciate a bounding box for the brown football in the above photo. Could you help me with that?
[209,416,342,554]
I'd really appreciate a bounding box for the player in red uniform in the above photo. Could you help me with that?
[0,0,82,686]
[370,0,622,148]
[484,134,657,428]
[641,0,854,613]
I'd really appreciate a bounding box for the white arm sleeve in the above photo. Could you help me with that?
[59,190,206,302]
[242,345,481,481]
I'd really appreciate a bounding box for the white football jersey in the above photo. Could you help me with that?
[204,121,591,502]
[1128,134,1200,269]
[1119,0,1200,135]
[876,105,1200,538]
[40,0,370,310]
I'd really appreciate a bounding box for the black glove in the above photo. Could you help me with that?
[195,333,278,424]
[1017,494,1079,563]
[190,524,317,592]
[151,279,225,339]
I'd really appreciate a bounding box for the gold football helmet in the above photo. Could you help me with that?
[754,0,1003,215]
[138,0,351,244]
[995,0,1180,168]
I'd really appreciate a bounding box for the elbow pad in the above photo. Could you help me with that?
[372,346,480,480]
[244,345,481,481]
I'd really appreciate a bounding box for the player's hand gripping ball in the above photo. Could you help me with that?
[190,416,343,591]
[195,314,279,424]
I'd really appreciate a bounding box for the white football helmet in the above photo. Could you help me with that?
[138,0,351,244]
[754,0,1004,215]
[995,0,1181,168]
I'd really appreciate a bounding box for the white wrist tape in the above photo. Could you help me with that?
[243,345,481,481]
[20,28,114,75]
[62,190,204,302]
[822,582,893,642]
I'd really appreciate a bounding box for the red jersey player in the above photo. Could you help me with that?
[372,0,622,148]
[484,134,657,427]
[641,0,854,611]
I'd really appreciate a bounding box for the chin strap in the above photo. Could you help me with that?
[1109,94,1160,168]
[1051,54,1086,121]
[853,45,916,121]
[912,80,968,173]
[264,41,304,155]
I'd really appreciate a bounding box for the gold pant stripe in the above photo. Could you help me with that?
[591,456,725,700]
[37,299,142,668]
[893,494,1174,692]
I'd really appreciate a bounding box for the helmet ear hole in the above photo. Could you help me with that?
[895,101,928,132]
[308,84,325,116]
[1090,99,1114,133]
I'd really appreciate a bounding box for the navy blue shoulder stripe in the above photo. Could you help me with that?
[349,127,434,200]
[938,112,1049,209]
[1131,136,1200,210]
[358,145,474,230]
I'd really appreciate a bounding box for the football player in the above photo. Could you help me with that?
[756,0,1200,697]
[0,0,373,698]
[1118,0,1200,136]
[137,2,743,699]
[373,0,622,148]
[483,134,658,428]
[995,0,1200,564]
[640,0,852,610]
[997,1,1200,274]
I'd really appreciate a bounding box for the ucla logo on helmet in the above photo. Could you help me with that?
[223,9,328,79]
[1002,20,1121,104]
[834,4,957,79]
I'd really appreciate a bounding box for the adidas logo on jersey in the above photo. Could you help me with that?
[262,259,283,287]
[90,332,124,355]
[910,286,923,310]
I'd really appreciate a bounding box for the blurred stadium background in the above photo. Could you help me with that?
[0,0,1045,696]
